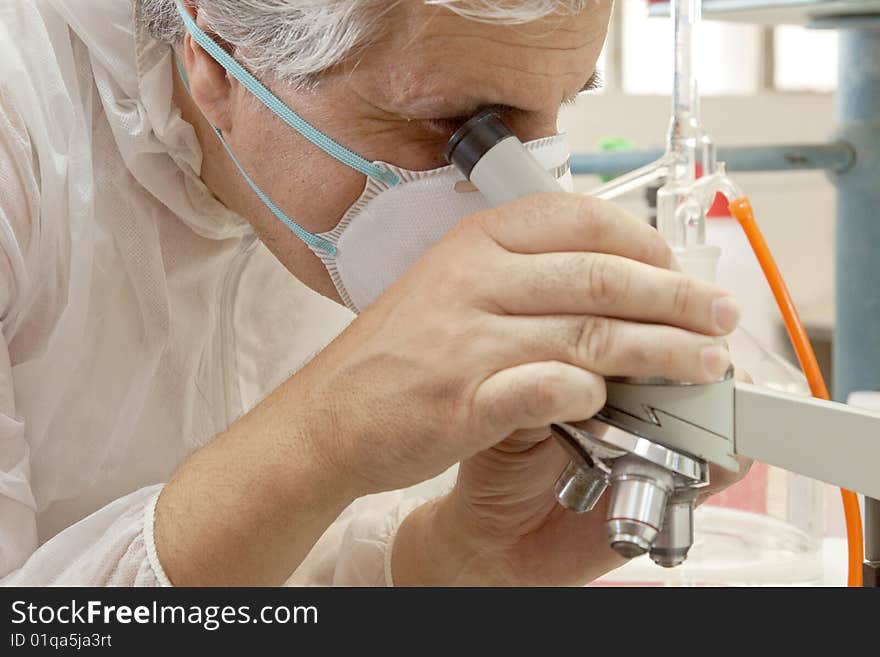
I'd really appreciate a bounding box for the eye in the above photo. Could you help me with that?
[421,104,518,137]
[421,116,471,136]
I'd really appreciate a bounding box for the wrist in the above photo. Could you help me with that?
[391,494,514,586]
[278,371,373,504]
[154,380,361,585]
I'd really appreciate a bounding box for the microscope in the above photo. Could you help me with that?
[444,108,880,576]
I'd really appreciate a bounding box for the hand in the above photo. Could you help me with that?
[402,436,752,587]
[392,370,754,586]
[299,192,740,497]
[156,192,742,585]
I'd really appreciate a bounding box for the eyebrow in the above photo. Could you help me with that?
[422,70,603,120]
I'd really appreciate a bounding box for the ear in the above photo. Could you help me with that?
[178,1,234,132]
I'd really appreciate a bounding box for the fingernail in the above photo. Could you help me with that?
[701,344,731,380]
[712,296,741,334]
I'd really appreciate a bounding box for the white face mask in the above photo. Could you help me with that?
[315,134,571,312]
[175,2,573,313]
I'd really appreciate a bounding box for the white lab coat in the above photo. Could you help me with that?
[0,0,428,586]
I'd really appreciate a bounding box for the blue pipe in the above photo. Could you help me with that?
[832,29,880,402]
[833,27,880,567]
[571,143,855,176]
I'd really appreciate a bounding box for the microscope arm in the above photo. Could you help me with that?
[594,378,880,499]
[734,382,880,499]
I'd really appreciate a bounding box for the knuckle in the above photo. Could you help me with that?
[645,337,680,378]
[429,259,470,300]
[574,316,615,367]
[577,196,613,245]
[655,341,680,376]
[459,207,495,238]
[671,275,694,318]
[648,233,675,269]
[523,371,562,423]
[628,334,660,371]
[474,378,512,436]
[452,206,509,247]
[587,255,627,306]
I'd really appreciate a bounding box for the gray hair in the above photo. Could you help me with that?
[138,1,590,87]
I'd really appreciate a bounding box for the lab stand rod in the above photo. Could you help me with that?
[832,27,880,402]
[833,26,880,582]
[571,142,855,176]
[867,498,880,558]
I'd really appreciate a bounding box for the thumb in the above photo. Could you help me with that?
[472,361,606,447]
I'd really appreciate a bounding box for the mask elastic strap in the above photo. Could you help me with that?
[174,52,338,256]
[173,1,399,188]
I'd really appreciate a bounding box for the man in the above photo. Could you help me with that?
[0,0,745,586]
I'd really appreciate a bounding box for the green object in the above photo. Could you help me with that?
[598,137,636,182]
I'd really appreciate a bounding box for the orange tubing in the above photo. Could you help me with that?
[728,197,864,587]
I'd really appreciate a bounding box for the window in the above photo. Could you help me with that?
[774,25,838,92]
[621,0,762,96]
[575,1,839,99]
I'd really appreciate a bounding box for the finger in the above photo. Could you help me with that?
[491,251,740,337]
[493,427,556,453]
[476,193,674,269]
[473,361,607,441]
[497,314,732,384]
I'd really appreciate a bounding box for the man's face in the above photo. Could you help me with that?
[220,1,612,300]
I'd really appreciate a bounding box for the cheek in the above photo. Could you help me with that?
[250,135,369,234]
[232,100,368,234]
[238,140,366,302]
[277,153,366,233]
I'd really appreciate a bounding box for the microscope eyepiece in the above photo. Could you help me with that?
[444,110,563,206]
[443,110,513,177]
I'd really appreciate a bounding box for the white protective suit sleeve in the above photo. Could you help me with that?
[0,70,427,589]
[0,83,166,587]
[0,84,48,582]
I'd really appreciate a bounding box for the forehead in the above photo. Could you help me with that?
[348,1,612,117]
